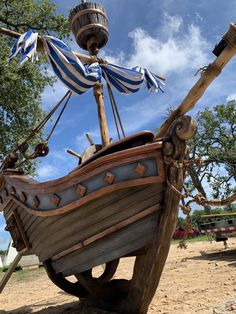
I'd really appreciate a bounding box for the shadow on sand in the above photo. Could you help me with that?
[189,248,236,267]
[0,299,117,314]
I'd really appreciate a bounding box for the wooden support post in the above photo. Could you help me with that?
[0,252,23,293]
[93,82,109,147]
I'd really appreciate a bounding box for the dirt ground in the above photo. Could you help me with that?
[1,239,236,314]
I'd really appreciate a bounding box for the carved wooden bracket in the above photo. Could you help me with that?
[5,211,30,252]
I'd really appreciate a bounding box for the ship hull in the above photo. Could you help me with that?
[0,117,195,314]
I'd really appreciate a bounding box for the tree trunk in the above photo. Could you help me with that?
[188,164,211,214]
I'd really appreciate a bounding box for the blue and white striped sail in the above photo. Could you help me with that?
[101,63,144,94]
[133,66,165,93]
[43,36,102,96]
[9,30,38,65]
[9,30,165,96]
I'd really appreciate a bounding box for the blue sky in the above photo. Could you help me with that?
[1,0,236,249]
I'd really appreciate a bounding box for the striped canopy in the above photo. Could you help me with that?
[9,30,165,96]
[9,30,38,65]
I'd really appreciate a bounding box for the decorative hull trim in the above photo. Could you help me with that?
[0,143,165,217]
[4,176,164,217]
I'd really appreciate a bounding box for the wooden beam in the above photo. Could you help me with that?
[93,82,110,146]
[0,252,23,293]
[155,23,236,138]
[0,27,97,64]
[52,204,160,261]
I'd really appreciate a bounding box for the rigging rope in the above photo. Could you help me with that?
[0,90,72,171]
[15,90,71,154]
[107,84,121,140]
[46,91,72,141]
[107,83,126,138]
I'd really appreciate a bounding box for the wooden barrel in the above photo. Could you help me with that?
[69,2,109,52]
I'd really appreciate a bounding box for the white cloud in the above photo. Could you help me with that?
[41,79,68,111]
[0,236,9,250]
[160,13,183,36]
[76,130,101,152]
[102,14,210,76]
[37,164,59,180]
[0,224,5,232]
[36,149,78,181]
[226,93,236,102]
[127,24,209,75]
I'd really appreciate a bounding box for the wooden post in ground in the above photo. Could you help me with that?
[0,252,23,293]
[93,82,110,147]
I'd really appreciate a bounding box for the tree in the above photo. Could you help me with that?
[0,0,70,175]
[186,101,236,213]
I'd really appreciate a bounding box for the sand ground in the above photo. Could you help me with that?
[1,239,236,314]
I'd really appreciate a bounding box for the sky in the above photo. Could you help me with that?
[1,0,236,249]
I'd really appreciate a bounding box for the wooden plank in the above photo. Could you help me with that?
[3,200,17,219]
[119,161,184,313]
[36,190,162,261]
[52,212,159,276]
[4,174,163,218]
[17,207,39,231]
[52,204,160,261]
[35,184,164,261]
[0,253,23,293]
[3,142,162,194]
[36,186,161,261]
[30,186,144,247]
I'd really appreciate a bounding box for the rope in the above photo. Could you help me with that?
[191,192,236,207]
[1,90,72,170]
[107,84,121,140]
[107,84,126,138]
[46,91,72,141]
[167,181,185,199]
[15,90,71,153]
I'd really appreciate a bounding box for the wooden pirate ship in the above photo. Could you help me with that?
[1,2,236,313]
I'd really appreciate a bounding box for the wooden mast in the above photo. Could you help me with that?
[69,1,110,147]
[93,81,110,146]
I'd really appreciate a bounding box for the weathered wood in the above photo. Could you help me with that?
[53,212,159,276]
[5,176,163,218]
[80,130,154,167]
[71,116,195,314]
[44,259,87,298]
[30,185,153,248]
[34,184,164,262]
[69,2,109,51]
[0,27,97,64]
[0,252,23,293]
[52,204,160,261]
[155,23,236,139]
[2,141,162,194]
[0,113,196,313]
[94,82,109,147]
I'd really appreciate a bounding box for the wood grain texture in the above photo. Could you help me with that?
[32,184,164,262]
[94,83,109,146]
[52,204,161,261]
[4,176,163,217]
[2,141,162,194]
[53,212,160,276]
